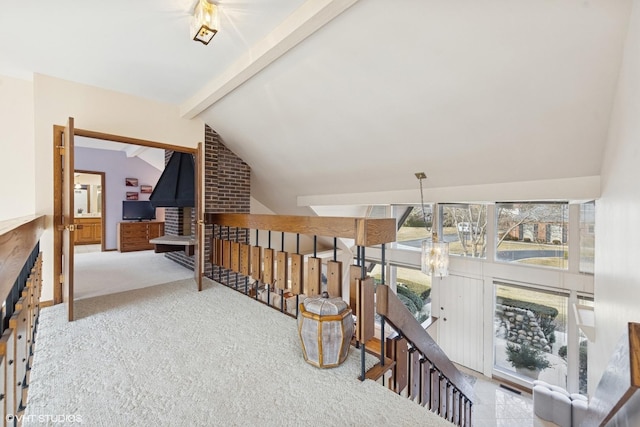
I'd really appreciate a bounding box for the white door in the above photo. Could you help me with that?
[438,275,484,372]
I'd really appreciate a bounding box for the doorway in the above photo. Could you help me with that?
[53,122,204,318]
[73,170,105,252]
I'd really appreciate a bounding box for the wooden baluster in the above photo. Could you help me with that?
[409,348,421,402]
[326,260,342,297]
[290,253,304,295]
[355,277,375,344]
[263,248,275,286]
[438,376,445,416]
[431,370,439,412]
[307,257,322,296]
[420,360,431,408]
[452,389,460,426]
[222,240,231,270]
[276,251,288,313]
[276,251,288,290]
[465,400,472,427]
[239,243,250,277]
[230,241,240,273]
[389,336,408,394]
[447,382,453,422]
[250,246,262,282]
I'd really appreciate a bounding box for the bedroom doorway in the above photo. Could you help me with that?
[53,119,204,320]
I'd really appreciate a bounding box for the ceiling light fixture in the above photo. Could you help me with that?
[191,0,219,45]
[415,172,449,278]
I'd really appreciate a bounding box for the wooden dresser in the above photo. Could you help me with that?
[117,221,164,252]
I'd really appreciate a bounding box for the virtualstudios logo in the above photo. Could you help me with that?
[6,413,83,424]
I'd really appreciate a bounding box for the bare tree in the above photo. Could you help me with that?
[444,204,488,257]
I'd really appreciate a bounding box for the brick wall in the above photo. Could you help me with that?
[205,125,250,282]
[163,125,250,278]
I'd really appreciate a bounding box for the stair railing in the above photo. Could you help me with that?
[376,284,474,427]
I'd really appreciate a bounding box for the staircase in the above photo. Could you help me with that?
[365,284,474,427]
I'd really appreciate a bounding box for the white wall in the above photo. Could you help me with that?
[0,76,35,221]
[32,74,203,301]
[592,0,640,406]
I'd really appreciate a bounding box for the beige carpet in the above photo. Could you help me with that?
[73,250,193,300]
[24,278,454,426]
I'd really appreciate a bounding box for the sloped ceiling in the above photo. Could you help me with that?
[1,0,633,214]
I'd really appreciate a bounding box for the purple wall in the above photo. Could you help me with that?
[75,147,163,250]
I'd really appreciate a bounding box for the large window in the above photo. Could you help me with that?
[494,283,568,388]
[496,202,569,269]
[439,204,487,258]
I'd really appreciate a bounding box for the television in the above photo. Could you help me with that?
[122,200,156,221]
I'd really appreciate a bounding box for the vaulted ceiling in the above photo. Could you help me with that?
[1,0,632,214]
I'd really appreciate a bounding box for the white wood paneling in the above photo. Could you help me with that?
[437,275,484,373]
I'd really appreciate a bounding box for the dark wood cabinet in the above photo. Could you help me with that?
[117,221,164,252]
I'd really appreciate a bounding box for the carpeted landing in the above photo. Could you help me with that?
[24,278,454,426]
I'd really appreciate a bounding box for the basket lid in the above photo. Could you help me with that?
[303,293,349,316]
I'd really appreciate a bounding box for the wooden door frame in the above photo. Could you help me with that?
[74,170,106,251]
[53,126,200,304]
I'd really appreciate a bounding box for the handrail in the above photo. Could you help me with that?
[0,215,46,303]
[205,213,396,246]
[377,284,474,424]
[585,322,640,426]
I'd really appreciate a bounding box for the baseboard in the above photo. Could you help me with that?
[40,300,54,308]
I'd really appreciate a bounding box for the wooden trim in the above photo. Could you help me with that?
[74,128,197,154]
[0,216,46,304]
[38,299,53,308]
[53,126,63,303]
[205,213,396,244]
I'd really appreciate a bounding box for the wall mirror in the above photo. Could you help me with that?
[74,171,103,217]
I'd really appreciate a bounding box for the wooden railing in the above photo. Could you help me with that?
[376,284,474,426]
[0,215,45,426]
[205,213,472,426]
[584,322,640,426]
[205,213,396,317]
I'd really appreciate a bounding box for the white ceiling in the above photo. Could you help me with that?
[1,0,633,214]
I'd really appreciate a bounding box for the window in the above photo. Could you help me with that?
[371,263,432,323]
[496,202,568,269]
[439,204,487,258]
[494,283,568,388]
[396,204,432,245]
[579,201,595,274]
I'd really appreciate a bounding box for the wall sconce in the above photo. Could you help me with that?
[415,172,449,278]
[191,0,219,45]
